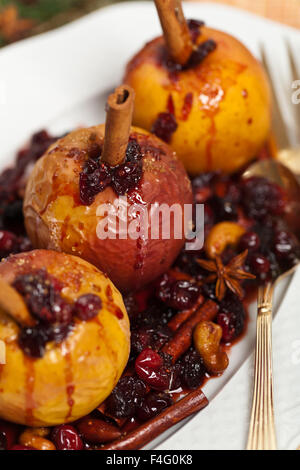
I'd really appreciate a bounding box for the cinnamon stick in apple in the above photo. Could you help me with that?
[154,0,193,65]
[101,386,208,450]
[162,299,219,362]
[102,85,135,166]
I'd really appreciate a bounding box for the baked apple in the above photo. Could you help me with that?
[124,0,271,174]
[0,250,130,426]
[24,86,192,292]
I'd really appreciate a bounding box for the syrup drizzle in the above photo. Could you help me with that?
[63,342,75,420]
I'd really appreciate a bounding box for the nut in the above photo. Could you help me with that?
[205,222,246,258]
[193,321,229,375]
[19,428,55,450]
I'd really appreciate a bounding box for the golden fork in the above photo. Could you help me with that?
[245,42,300,451]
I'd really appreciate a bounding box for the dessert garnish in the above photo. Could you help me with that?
[197,250,256,301]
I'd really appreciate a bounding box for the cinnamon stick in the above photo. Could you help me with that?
[154,0,193,65]
[0,278,35,327]
[101,387,208,450]
[102,85,135,166]
[77,417,121,443]
[167,294,204,332]
[162,299,219,362]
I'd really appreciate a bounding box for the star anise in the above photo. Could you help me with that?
[197,250,255,301]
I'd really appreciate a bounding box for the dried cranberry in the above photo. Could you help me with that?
[157,276,201,310]
[137,392,173,421]
[75,294,102,321]
[13,270,73,325]
[79,162,111,205]
[111,161,142,195]
[151,113,178,143]
[273,230,294,259]
[217,294,246,342]
[187,18,204,43]
[0,230,18,256]
[9,445,36,450]
[18,326,49,358]
[185,39,216,69]
[14,269,75,357]
[131,324,171,355]
[135,348,170,391]
[242,177,286,219]
[211,196,238,221]
[78,139,143,203]
[192,172,216,203]
[239,231,260,252]
[180,350,206,389]
[51,424,83,450]
[105,376,147,418]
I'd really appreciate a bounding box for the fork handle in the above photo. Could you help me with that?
[247,283,277,450]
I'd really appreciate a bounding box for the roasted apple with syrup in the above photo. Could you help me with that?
[24,86,192,292]
[0,250,130,426]
[124,0,271,174]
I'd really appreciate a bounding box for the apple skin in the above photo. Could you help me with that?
[0,250,130,426]
[124,27,271,175]
[23,125,192,292]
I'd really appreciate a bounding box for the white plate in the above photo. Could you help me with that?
[0,1,299,450]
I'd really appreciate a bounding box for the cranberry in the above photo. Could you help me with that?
[0,230,18,256]
[18,323,72,359]
[249,253,270,275]
[212,196,238,221]
[135,348,170,391]
[111,161,142,195]
[51,424,83,450]
[192,172,216,203]
[18,326,50,358]
[242,177,286,219]
[131,325,171,355]
[13,270,73,325]
[75,294,102,321]
[157,276,201,310]
[185,39,217,69]
[137,392,173,421]
[79,139,143,203]
[105,376,147,418]
[273,230,294,259]
[126,139,142,162]
[239,231,260,252]
[0,420,18,450]
[79,162,111,205]
[180,350,206,389]
[151,113,178,143]
[187,18,204,43]
[217,295,246,342]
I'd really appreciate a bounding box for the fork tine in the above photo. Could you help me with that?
[259,43,290,150]
[286,40,300,144]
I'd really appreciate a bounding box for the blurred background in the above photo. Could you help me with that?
[0,0,299,47]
